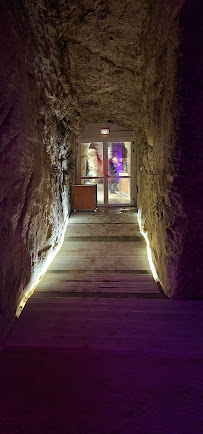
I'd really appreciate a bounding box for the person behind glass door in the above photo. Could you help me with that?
[109,157,118,193]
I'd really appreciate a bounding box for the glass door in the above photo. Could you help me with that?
[80,142,104,205]
[107,141,132,205]
[78,141,132,206]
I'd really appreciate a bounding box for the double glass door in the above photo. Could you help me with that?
[78,140,133,206]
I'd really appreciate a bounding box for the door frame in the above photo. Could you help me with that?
[76,123,136,207]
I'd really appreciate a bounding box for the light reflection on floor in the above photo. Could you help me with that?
[97,184,130,205]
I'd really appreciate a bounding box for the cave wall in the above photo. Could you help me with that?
[174,1,203,298]
[0,0,74,338]
[60,0,201,299]
[137,0,202,298]
[60,0,197,298]
[58,0,149,130]
[136,0,186,297]
[0,0,201,337]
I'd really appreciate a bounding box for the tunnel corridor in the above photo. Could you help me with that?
[2,208,203,433]
[0,1,202,432]
[6,208,164,348]
[6,207,202,353]
[0,0,202,339]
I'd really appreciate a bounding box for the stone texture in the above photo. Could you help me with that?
[138,0,202,299]
[136,0,187,297]
[0,0,74,337]
[57,0,202,298]
[0,0,202,337]
[173,1,203,298]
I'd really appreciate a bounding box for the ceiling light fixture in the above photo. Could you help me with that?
[100,128,110,135]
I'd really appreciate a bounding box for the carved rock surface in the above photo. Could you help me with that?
[0,0,202,337]
[58,0,202,298]
[0,1,73,337]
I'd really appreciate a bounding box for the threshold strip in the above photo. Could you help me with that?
[47,269,151,275]
[68,222,139,225]
[64,236,143,242]
[35,291,165,299]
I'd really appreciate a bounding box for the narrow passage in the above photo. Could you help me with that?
[2,208,203,434]
[6,208,202,353]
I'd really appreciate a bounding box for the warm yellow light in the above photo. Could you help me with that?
[16,216,69,317]
[137,208,159,282]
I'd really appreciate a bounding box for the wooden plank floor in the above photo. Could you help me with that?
[37,207,158,293]
[2,208,203,434]
[6,207,203,354]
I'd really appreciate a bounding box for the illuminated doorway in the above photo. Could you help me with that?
[76,123,136,207]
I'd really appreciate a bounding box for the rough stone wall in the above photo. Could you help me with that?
[0,0,202,337]
[59,0,197,298]
[174,1,203,298]
[136,0,187,297]
[0,1,74,338]
[137,0,202,298]
[58,0,148,129]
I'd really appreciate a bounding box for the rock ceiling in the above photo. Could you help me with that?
[27,0,181,133]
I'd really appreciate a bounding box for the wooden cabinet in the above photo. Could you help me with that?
[73,185,97,210]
